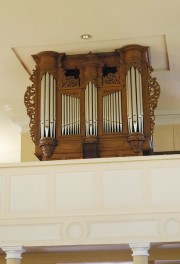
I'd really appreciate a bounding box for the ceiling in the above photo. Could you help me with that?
[1,0,180,130]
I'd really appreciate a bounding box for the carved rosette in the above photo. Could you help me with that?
[148,66,160,134]
[39,137,57,158]
[128,132,145,153]
[24,69,36,143]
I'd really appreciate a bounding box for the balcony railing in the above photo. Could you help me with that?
[0,155,180,246]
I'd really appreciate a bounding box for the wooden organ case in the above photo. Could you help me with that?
[24,45,160,160]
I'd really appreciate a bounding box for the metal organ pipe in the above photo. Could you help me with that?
[131,68,138,132]
[138,69,143,132]
[53,78,56,137]
[103,96,106,132]
[40,74,45,137]
[49,74,52,136]
[69,96,72,134]
[85,82,98,136]
[67,95,70,135]
[85,84,89,136]
[126,71,132,133]
[45,73,49,137]
[103,91,122,133]
[77,97,80,134]
[113,93,116,132]
[116,92,119,132]
[74,97,77,134]
[40,72,56,138]
[89,82,92,135]
[118,91,122,132]
[61,94,80,135]
[110,93,113,132]
[126,67,143,133]
[108,94,111,132]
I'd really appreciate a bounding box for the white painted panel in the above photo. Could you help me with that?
[102,170,143,206]
[150,168,180,204]
[0,155,180,246]
[89,220,159,238]
[0,224,60,241]
[56,172,94,209]
[10,174,48,211]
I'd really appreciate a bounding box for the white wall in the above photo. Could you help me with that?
[0,112,21,163]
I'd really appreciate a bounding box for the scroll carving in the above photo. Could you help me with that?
[148,66,160,134]
[24,69,36,143]
[62,75,79,88]
[103,72,120,85]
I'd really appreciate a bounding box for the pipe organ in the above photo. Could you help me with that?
[24,45,160,160]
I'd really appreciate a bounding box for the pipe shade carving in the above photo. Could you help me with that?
[24,45,160,160]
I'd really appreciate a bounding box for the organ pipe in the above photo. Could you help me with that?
[61,94,80,135]
[53,78,56,137]
[103,91,122,133]
[40,72,56,138]
[85,82,98,136]
[126,67,143,133]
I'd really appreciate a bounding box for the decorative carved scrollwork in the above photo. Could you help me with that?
[62,69,80,88]
[103,72,120,85]
[62,75,79,88]
[24,69,36,143]
[148,66,160,134]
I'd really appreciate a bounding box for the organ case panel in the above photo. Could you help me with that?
[24,45,160,160]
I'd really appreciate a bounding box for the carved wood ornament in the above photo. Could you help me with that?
[24,45,160,160]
